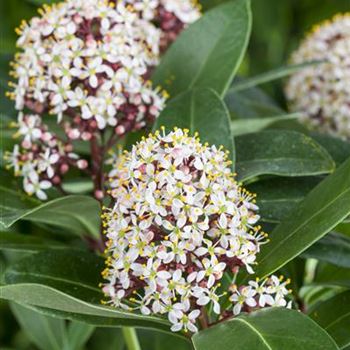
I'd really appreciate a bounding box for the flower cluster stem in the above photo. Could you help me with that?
[122,327,141,350]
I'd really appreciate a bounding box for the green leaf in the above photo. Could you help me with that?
[10,302,66,350]
[247,177,320,223]
[225,85,284,119]
[309,291,350,349]
[314,263,350,288]
[153,88,234,164]
[0,187,101,237]
[192,308,339,350]
[302,232,350,268]
[152,0,252,98]
[88,328,124,350]
[236,130,335,182]
[1,250,171,332]
[231,113,299,136]
[66,321,95,350]
[252,157,350,279]
[311,134,350,167]
[139,329,192,350]
[62,179,94,194]
[228,61,322,93]
[0,232,66,252]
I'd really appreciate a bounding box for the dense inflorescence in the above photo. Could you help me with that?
[286,13,350,139]
[102,128,291,333]
[5,0,200,200]
[122,0,201,50]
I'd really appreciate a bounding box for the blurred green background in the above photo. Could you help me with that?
[1,0,349,348]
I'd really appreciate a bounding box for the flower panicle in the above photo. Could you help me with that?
[101,128,291,333]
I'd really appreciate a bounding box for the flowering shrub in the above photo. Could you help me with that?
[2,1,350,350]
[102,128,290,333]
[286,14,350,139]
[5,0,199,200]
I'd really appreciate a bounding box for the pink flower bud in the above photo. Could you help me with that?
[81,132,92,141]
[21,140,31,149]
[77,159,88,169]
[115,125,125,135]
[60,163,69,174]
[52,176,61,185]
[68,128,80,140]
[94,190,104,200]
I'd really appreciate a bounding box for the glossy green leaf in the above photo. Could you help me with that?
[1,250,170,332]
[236,130,335,182]
[225,85,284,118]
[302,232,350,268]
[231,113,299,136]
[314,263,350,288]
[253,157,350,279]
[247,177,320,223]
[311,134,350,167]
[228,61,322,93]
[0,232,66,252]
[66,321,95,350]
[88,328,124,350]
[309,291,350,349]
[192,308,339,350]
[62,179,94,194]
[0,187,101,237]
[152,0,252,98]
[10,302,67,350]
[153,88,235,163]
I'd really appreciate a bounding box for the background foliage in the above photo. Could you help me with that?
[1,0,350,349]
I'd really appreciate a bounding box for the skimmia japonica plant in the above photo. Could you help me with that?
[1,1,350,350]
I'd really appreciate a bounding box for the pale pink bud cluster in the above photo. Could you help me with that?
[286,14,350,139]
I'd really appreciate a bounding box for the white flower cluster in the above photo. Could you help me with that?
[286,14,350,139]
[102,128,291,333]
[4,113,85,200]
[9,0,167,130]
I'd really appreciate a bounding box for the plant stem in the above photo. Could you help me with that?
[122,327,141,350]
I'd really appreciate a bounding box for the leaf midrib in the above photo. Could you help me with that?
[234,318,273,350]
[187,2,248,95]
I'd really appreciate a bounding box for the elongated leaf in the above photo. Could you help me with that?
[1,250,170,332]
[1,284,171,331]
[228,61,322,93]
[192,308,339,350]
[67,321,95,350]
[0,187,100,237]
[302,232,350,268]
[311,134,350,167]
[10,302,66,350]
[0,232,66,252]
[253,157,350,279]
[314,263,350,288]
[309,291,350,349]
[225,85,284,118]
[88,328,124,350]
[247,177,320,223]
[152,0,252,98]
[231,113,299,136]
[236,130,335,182]
[153,88,234,162]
